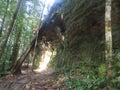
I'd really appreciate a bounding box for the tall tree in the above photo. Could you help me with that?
[32,0,46,71]
[0,0,9,36]
[9,27,21,69]
[11,38,36,74]
[12,0,47,74]
[105,0,112,89]
[0,0,22,58]
[9,0,26,71]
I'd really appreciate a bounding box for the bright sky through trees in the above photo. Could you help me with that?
[43,0,55,15]
[26,0,55,19]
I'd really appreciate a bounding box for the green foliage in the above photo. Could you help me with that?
[65,76,107,90]
[67,78,92,90]
[114,51,120,61]
[112,51,120,77]
[98,64,106,77]
[0,0,43,77]
[111,76,120,89]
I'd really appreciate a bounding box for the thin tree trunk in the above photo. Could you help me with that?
[11,13,46,74]
[1,61,6,77]
[0,45,9,77]
[0,0,9,36]
[11,38,36,74]
[0,0,22,58]
[32,0,46,71]
[105,0,112,89]
[9,30,21,69]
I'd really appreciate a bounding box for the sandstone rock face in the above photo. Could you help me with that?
[35,0,120,71]
[59,0,105,67]
[55,0,120,69]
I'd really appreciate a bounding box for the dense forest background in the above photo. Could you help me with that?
[0,0,45,75]
[0,0,120,89]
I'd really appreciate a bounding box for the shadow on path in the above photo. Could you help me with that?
[0,68,66,90]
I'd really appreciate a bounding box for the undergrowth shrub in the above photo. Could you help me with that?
[65,76,106,90]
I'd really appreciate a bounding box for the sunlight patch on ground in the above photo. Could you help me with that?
[35,50,53,72]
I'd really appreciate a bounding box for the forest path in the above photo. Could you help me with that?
[0,68,66,90]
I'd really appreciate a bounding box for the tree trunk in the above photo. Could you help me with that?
[0,0,9,36]
[105,0,112,89]
[32,0,46,71]
[0,61,6,77]
[11,12,46,74]
[9,30,21,69]
[0,0,22,58]
[11,38,36,74]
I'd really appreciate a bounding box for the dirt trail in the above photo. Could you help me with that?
[0,68,66,90]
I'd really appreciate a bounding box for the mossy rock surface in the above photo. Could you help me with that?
[54,0,120,71]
